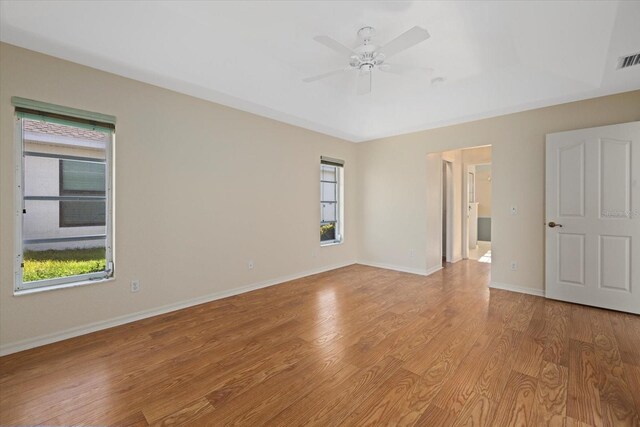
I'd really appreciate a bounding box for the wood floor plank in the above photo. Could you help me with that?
[567,339,603,426]
[431,331,497,415]
[140,338,312,422]
[451,392,497,427]
[543,300,571,367]
[401,304,486,377]
[111,411,150,427]
[491,371,538,427]
[513,335,546,378]
[569,305,594,344]
[609,312,640,367]
[507,294,540,332]
[532,360,569,426]
[474,328,522,402]
[206,354,352,425]
[262,358,361,426]
[1,261,639,427]
[624,363,640,416]
[414,402,457,426]
[564,416,594,427]
[148,398,215,427]
[589,308,640,426]
[338,368,420,426]
[370,360,464,426]
[289,355,403,426]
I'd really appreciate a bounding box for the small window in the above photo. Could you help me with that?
[320,156,344,245]
[14,99,115,292]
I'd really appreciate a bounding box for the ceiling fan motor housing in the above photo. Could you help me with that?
[353,29,385,70]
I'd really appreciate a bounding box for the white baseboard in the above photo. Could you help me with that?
[357,260,442,277]
[0,260,357,356]
[490,281,545,297]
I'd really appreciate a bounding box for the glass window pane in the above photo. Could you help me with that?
[22,200,106,283]
[321,202,336,222]
[24,156,59,197]
[23,243,106,283]
[23,199,106,238]
[61,160,106,194]
[321,165,337,182]
[60,200,106,227]
[321,181,336,202]
[320,223,336,242]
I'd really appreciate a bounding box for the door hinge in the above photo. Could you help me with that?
[20,262,24,268]
[23,209,26,214]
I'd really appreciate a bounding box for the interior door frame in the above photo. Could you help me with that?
[442,160,454,263]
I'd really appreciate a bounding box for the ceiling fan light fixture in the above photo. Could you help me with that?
[304,25,434,94]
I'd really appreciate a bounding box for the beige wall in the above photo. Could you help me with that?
[0,43,358,350]
[356,90,640,292]
[2,42,640,353]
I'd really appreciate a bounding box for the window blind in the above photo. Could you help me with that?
[320,156,345,167]
[12,97,116,133]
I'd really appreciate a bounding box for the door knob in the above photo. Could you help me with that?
[548,221,563,228]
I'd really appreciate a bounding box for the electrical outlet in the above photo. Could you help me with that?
[409,248,415,259]
[131,280,140,293]
[511,206,518,215]
[511,261,518,271]
[248,260,254,270]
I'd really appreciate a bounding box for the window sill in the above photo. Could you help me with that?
[321,240,344,247]
[14,277,115,296]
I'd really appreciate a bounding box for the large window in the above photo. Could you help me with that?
[13,97,115,291]
[320,156,344,245]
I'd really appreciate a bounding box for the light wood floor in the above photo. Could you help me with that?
[1,261,639,426]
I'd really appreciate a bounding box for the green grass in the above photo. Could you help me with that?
[320,223,336,241]
[23,247,106,282]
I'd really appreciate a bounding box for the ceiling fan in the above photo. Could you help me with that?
[303,26,432,94]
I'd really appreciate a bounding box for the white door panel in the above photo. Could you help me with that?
[546,121,640,314]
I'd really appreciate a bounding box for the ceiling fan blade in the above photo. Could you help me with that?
[378,26,430,58]
[313,35,356,57]
[303,68,348,83]
[379,63,434,75]
[357,70,372,95]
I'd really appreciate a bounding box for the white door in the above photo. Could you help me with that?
[546,121,640,314]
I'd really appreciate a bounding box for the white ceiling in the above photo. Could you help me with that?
[1,1,639,142]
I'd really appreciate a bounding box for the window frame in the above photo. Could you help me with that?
[320,159,344,246]
[14,112,115,293]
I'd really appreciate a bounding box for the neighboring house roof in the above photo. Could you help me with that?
[24,119,108,142]
[23,119,108,151]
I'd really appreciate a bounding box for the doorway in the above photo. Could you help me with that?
[425,146,492,274]
[442,160,453,265]
[467,162,492,263]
